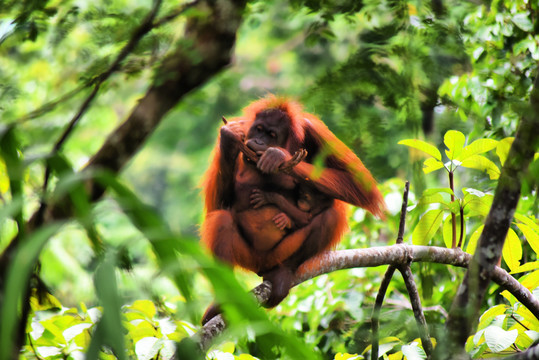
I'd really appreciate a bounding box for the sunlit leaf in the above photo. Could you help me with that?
[0,157,8,194]
[398,139,442,160]
[515,332,534,350]
[412,209,444,245]
[496,137,514,166]
[502,228,522,272]
[463,190,493,217]
[514,214,539,233]
[334,353,361,360]
[511,261,539,274]
[512,13,533,31]
[516,307,539,329]
[465,225,484,255]
[460,155,500,179]
[484,326,517,352]
[517,224,539,256]
[417,193,446,207]
[401,343,426,360]
[423,188,454,196]
[478,305,507,331]
[422,157,445,174]
[129,300,156,320]
[444,130,466,160]
[520,270,539,290]
[457,138,498,162]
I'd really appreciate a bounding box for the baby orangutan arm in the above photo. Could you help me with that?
[250,189,311,228]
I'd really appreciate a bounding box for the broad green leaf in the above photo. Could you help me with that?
[443,214,465,249]
[511,261,539,274]
[87,255,127,360]
[417,193,446,207]
[0,157,8,193]
[478,305,507,331]
[335,353,361,360]
[516,306,539,329]
[484,326,517,352]
[398,139,442,160]
[465,225,484,255]
[520,270,539,290]
[515,332,534,350]
[423,158,444,174]
[502,228,522,272]
[444,130,466,160]
[463,191,493,217]
[457,139,498,162]
[130,300,157,320]
[423,188,454,196]
[401,343,426,360]
[517,224,539,256]
[514,213,539,233]
[0,224,62,360]
[512,13,533,32]
[496,137,514,166]
[461,155,500,179]
[412,209,444,245]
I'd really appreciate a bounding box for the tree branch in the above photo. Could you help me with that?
[198,245,539,350]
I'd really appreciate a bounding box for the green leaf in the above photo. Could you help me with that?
[510,261,539,274]
[465,225,484,255]
[398,139,442,160]
[412,209,444,245]
[457,139,498,162]
[520,270,539,291]
[463,190,493,217]
[514,214,539,232]
[0,224,62,360]
[502,228,522,272]
[86,254,127,360]
[401,343,426,360]
[130,300,157,320]
[423,188,455,196]
[478,305,507,331]
[496,138,514,166]
[423,158,445,174]
[417,193,446,207]
[444,130,466,160]
[484,326,518,353]
[517,224,539,256]
[460,155,500,179]
[512,13,533,32]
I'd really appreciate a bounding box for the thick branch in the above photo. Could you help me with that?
[199,245,539,349]
[440,65,539,358]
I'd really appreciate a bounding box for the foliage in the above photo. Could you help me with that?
[0,0,538,359]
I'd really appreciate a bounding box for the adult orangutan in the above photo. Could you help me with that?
[201,96,385,323]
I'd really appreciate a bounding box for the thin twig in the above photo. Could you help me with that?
[396,181,410,244]
[398,264,433,358]
[36,0,165,225]
[372,182,410,359]
[16,0,199,124]
[371,265,396,360]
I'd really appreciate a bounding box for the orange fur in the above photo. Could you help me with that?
[201,95,385,273]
